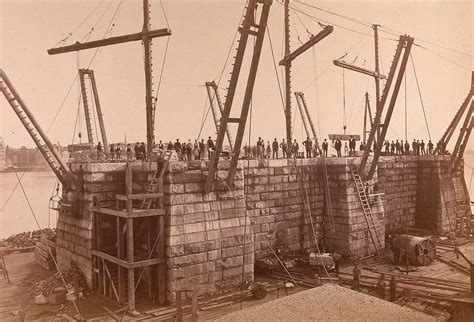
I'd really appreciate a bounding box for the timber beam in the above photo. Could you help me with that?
[91,206,164,218]
[47,28,172,55]
[92,250,164,269]
[279,25,333,65]
[333,60,386,79]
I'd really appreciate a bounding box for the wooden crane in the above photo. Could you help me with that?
[0,69,73,186]
[359,35,414,180]
[48,0,171,154]
[78,68,108,151]
[204,0,272,192]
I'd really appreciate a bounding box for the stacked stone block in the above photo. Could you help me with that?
[163,160,253,302]
[55,154,470,302]
[56,162,126,286]
[378,156,418,232]
[322,157,384,258]
[243,158,325,259]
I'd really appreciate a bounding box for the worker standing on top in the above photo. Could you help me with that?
[303,137,312,158]
[206,136,214,160]
[126,143,132,160]
[322,139,328,158]
[272,138,279,159]
[335,138,342,157]
[427,140,434,155]
[280,139,288,158]
[349,136,356,156]
[292,139,299,158]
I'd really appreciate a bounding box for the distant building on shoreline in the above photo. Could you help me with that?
[0,137,69,172]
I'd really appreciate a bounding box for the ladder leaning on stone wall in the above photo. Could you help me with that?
[351,170,385,259]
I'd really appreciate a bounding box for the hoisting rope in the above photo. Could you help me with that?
[266,25,286,114]
[409,53,431,141]
[51,0,107,48]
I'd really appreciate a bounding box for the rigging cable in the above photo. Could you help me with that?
[12,170,82,317]
[197,2,247,138]
[159,0,170,29]
[297,1,372,28]
[47,0,124,135]
[311,47,322,137]
[409,53,431,141]
[52,0,106,48]
[284,1,395,41]
[2,0,124,212]
[266,25,286,114]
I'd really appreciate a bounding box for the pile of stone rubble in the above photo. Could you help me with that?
[5,228,55,248]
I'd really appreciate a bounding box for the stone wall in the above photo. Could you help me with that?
[56,163,126,286]
[243,158,324,259]
[163,160,253,302]
[377,156,418,232]
[55,154,469,302]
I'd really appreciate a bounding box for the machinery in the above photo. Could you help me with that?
[391,234,436,266]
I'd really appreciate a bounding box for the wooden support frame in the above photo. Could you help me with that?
[92,162,167,310]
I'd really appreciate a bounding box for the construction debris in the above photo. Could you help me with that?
[32,262,89,300]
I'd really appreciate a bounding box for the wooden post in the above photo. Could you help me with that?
[191,289,198,322]
[125,165,136,311]
[176,291,183,322]
[127,218,135,311]
[117,217,126,303]
[157,178,166,305]
[284,0,292,155]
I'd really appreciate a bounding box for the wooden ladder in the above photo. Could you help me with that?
[141,150,172,210]
[351,170,385,258]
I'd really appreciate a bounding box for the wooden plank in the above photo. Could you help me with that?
[116,193,164,200]
[92,250,164,268]
[91,207,164,218]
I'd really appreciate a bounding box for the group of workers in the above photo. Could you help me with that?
[383,139,438,156]
[94,134,444,162]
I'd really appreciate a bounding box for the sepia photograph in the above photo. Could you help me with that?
[0,0,473,320]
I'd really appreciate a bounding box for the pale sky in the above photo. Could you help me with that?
[0,0,472,150]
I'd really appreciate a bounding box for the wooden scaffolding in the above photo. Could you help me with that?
[91,152,171,311]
